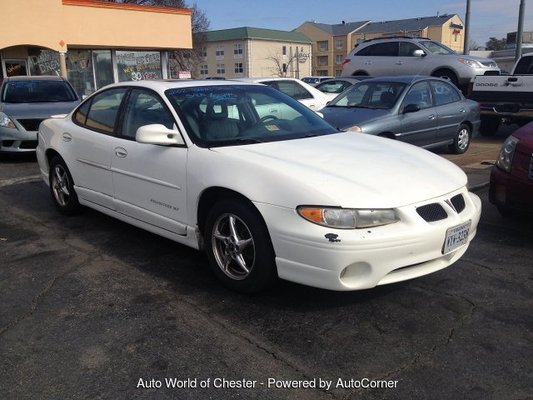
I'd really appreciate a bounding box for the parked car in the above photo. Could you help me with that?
[489,121,533,216]
[315,77,372,101]
[0,76,80,153]
[341,36,500,91]
[320,75,480,154]
[233,77,330,111]
[37,80,481,293]
[301,76,334,85]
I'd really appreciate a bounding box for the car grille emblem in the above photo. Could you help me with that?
[445,199,457,213]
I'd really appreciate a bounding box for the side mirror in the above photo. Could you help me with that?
[403,104,421,114]
[136,124,185,146]
[413,50,426,57]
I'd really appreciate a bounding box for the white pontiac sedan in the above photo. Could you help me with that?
[36,80,481,293]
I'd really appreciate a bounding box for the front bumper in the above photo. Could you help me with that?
[256,188,481,291]
[0,127,38,153]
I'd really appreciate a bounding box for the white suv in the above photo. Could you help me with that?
[341,36,500,89]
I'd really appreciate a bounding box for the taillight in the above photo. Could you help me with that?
[342,58,350,65]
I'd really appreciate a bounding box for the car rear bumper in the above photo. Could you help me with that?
[256,189,481,291]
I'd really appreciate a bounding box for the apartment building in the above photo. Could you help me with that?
[296,14,465,76]
[199,27,312,79]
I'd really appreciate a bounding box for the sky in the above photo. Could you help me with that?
[192,0,532,47]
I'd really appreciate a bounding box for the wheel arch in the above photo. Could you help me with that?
[197,186,265,237]
[352,70,369,76]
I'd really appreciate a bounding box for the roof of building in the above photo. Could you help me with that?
[203,27,311,43]
[358,14,459,34]
[301,20,370,36]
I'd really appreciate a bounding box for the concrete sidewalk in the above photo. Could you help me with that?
[464,163,493,192]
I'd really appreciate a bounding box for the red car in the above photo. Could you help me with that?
[489,121,533,215]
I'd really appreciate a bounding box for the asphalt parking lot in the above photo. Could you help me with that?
[1,129,532,400]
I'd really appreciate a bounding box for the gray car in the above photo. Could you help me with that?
[320,75,480,154]
[341,36,500,90]
[0,76,80,153]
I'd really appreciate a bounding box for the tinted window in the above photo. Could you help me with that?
[331,81,406,109]
[121,89,175,139]
[356,42,399,57]
[76,88,126,134]
[431,80,461,105]
[399,42,423,57]
[514,56,533,74]
[316,80,351,94]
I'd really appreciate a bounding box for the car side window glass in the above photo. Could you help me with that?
[402,81,433,109]
[275,81,312,100]
[399,42,422,57]
[73,100,91,126]
[358,42,399,57]
[513,57,533,74]
[79,88,127,134]
[431,81,461,106]
[121,89,175,140]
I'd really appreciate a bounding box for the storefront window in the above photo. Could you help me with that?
[116,51,162,82]
[67,49,94,97]
[28,48,60,76]
[93,50,113,90]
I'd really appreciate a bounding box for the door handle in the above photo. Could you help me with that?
[62,133,72,142]
[395,61,403,65]
[114,147,128,158]
[428,115,436,120]
[459,108,466,113]
[364,61,372,65]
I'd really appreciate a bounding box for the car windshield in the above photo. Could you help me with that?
[418,40,456,55]
[327,81,406,110]
[165,85,337,147]
[2,80,78,103]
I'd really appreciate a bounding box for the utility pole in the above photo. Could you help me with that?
[516,0,526,60]
[464,0,471,54]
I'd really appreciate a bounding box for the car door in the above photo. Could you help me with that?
[398,81,438,147]
[67,87,128,210]
[110,88,188,235]
[430,80,465,143]
[356,42,400,76]
[397,41,431,75]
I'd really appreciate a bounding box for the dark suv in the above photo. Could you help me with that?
[341,36,500,89]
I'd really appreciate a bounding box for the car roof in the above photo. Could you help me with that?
[354,75,438,84]
[232,77,302,83]
[102,79,265,91]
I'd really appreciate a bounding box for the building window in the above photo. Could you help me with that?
[316,70,329,76]
[335,38,344,50]
[335,69,343,77]
[216,45,224,59]
[335,54,344,64]
[234,63,243,74]
[28,48,61,76]
[282,46,287,56]
[92,50,113,90]
[234,43,243,58]
[66,49,94,96]
[201,47,207,58]
[317,56,328,66]
[216,63,225,74]
[200,64,208,75]
[116,51,162,82]
[318,41,328,51]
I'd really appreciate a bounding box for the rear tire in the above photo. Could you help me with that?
[432,69,459,87]
[449,124,471,154]
[205,199,277,293]
[49,156,81,215]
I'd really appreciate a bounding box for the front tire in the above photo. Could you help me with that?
[449,123,471,154]
[205,199,277,293]
[49,156,81,215]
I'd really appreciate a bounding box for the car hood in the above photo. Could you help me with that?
[320,106,391,130]
[211,133,466,209]
[0,101,79,119]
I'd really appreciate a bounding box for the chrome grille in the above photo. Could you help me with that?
[416,203,447,222]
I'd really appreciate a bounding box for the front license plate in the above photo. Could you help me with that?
[442,220,471,254]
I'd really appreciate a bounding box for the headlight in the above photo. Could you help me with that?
[347,126,362,133]
[0,112,16,128]
[297,206,399,229]
[496,135,519,172]
[458,58,483,68]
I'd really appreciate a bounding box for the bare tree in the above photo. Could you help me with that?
[265,51,301,78]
